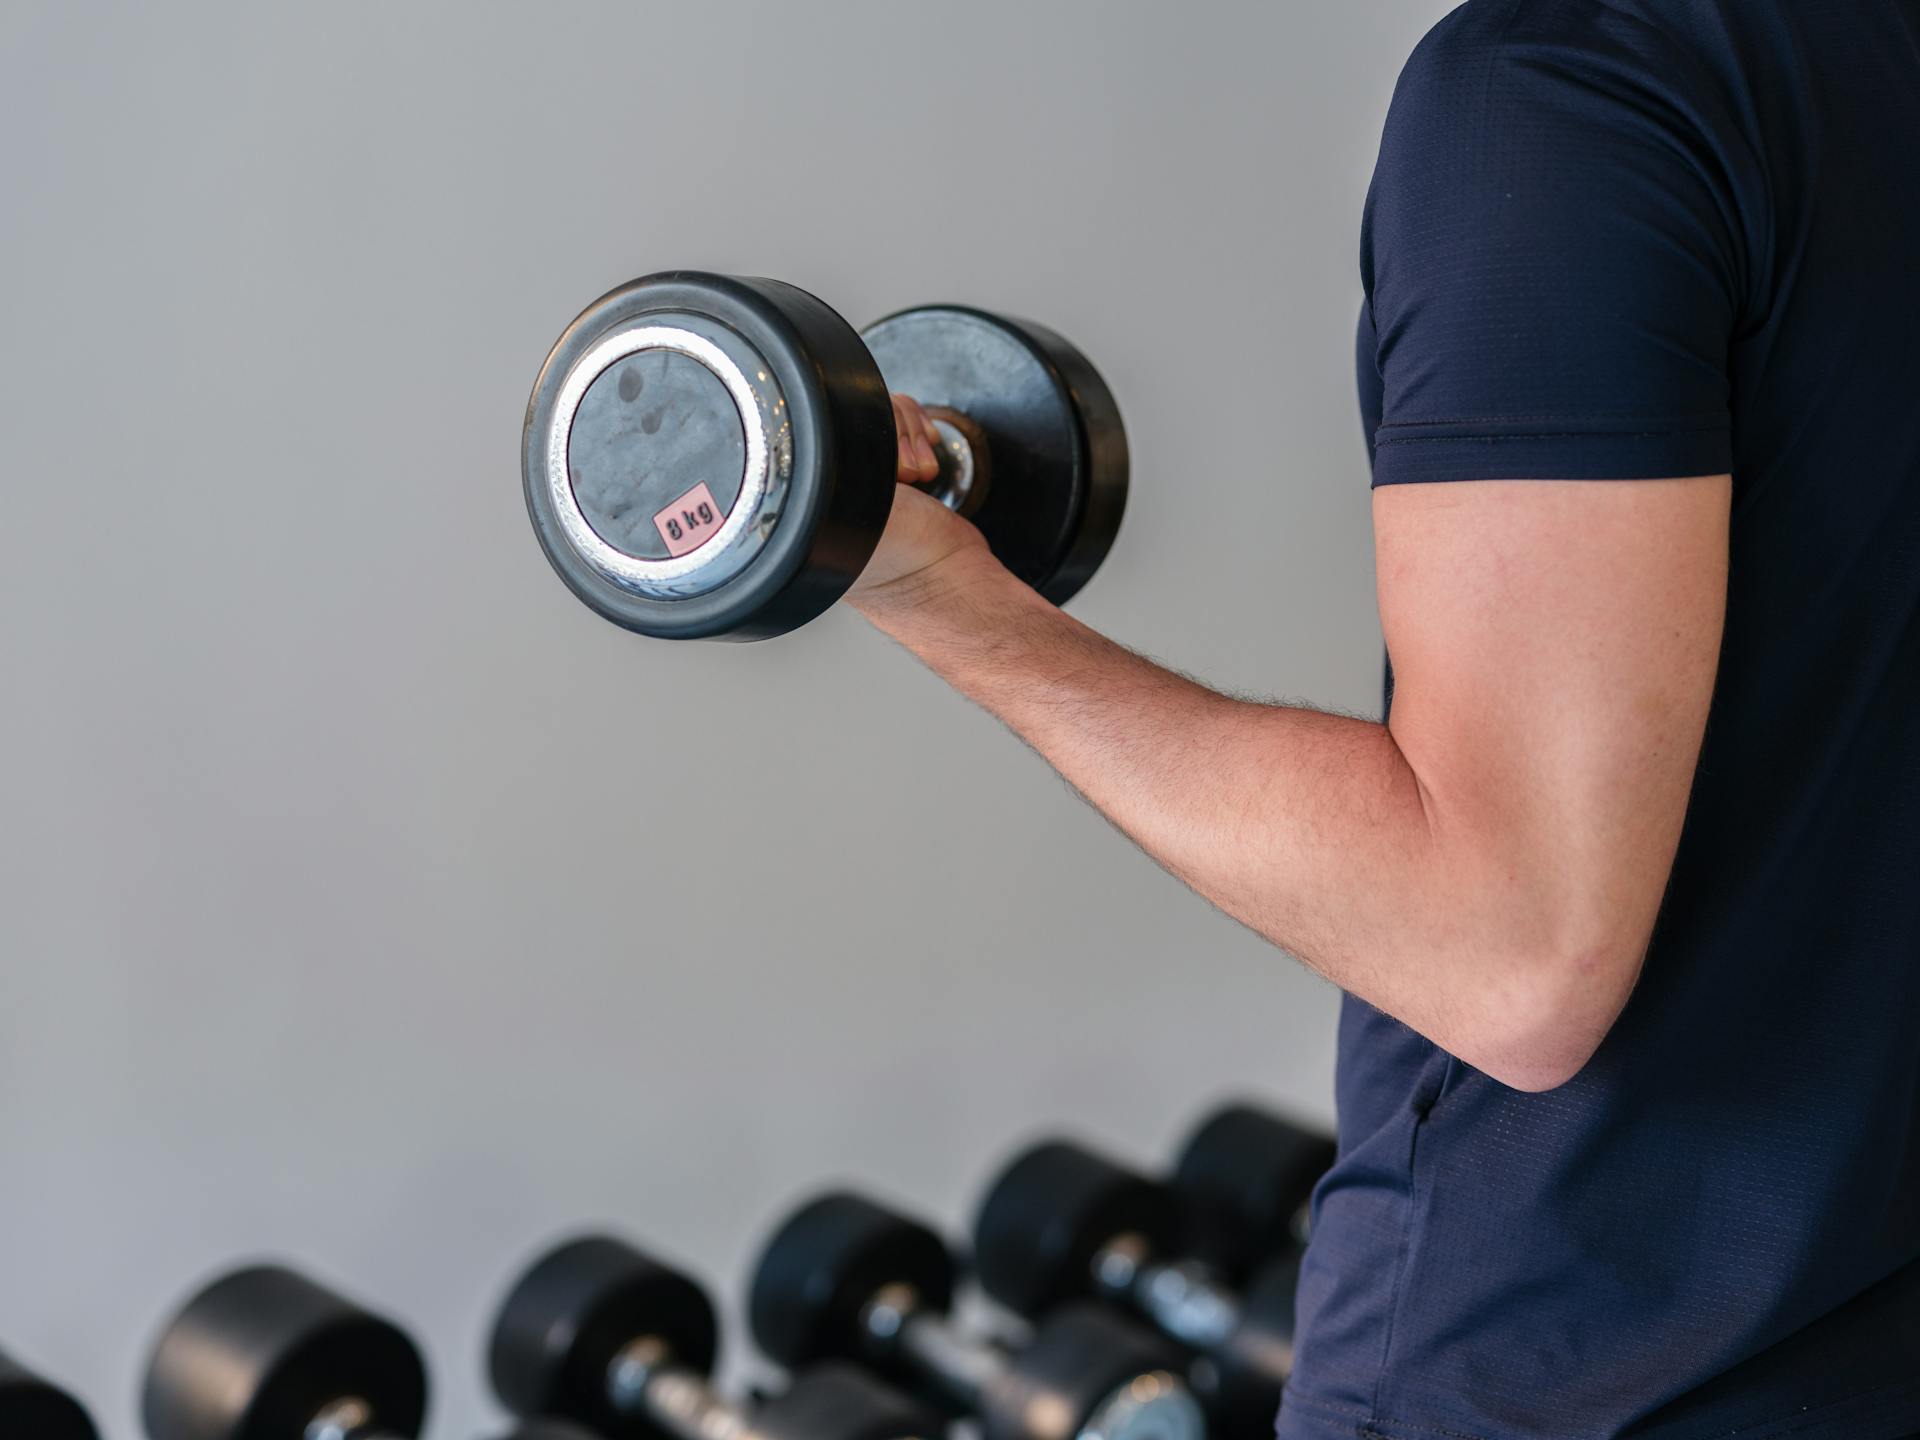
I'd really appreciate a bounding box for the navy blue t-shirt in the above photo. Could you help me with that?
[1282,4,1920,1439]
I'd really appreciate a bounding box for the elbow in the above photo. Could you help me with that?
[1454,935,1647,1094]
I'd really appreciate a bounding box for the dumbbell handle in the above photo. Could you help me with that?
[1091,1238,1243,1353]
[861,1285,1004,1414]
[304,1397,408,1440]
[914,409,991,520]
[608,1340,760,1440]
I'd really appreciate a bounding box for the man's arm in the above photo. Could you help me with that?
[851,473,1729,1092]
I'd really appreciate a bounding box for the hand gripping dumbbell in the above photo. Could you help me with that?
[0,1347,99,1440]
[523,271,1128,639]
[488,1233,939,1440]
[141,1262,576,1440]
[748,1190,1206,1440]
[968,1107,1335,1440]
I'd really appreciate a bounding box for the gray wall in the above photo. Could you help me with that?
[0,3,1451,1434]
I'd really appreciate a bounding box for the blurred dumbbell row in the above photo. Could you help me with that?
[2,1102,1333,1440]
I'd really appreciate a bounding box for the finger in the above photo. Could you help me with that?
[891,396,923,481]
[894,395,939,482]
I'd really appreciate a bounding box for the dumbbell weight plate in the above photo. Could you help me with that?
[488,1235,719,1440]
[0,1350,98,1440]
[748,1191,957,1371]
[981,1304,1203,1440]
[862,307,1128,605]
[524,272,895,641]
[1172,1104,1336,1280]
[142,1265,427,1440]
[752,1362,940,1440]
[972,1139,1178,1319]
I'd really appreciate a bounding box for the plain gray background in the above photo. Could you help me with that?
[0,3,1454,1434]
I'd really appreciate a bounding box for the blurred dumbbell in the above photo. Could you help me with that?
[523,271,1128,640]
[488,1233,938,1440]
[968,1106,1333,1439]
[1168,1104,1335,1279]
[749,1191,1206,1440]
[0,1347,98,1440]
[141,1262,567,1440]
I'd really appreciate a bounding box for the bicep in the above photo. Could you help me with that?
[1376,475,1729,962]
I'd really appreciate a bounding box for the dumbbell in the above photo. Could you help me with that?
[488,1233,938,1440]
[141,1261,572,1440]
[523,271,1128,640]
[748,1190,1206,1440]
[0,1347,98,1440]
[967,1107,1334,1440]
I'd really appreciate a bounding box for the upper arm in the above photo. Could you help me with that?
[1376,477,1727,1019]
[1355,4,1752,1083]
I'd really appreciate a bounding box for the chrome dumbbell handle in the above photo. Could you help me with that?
[605,1337,762,1440]
[859,1284,1004,1414]
[303,1398,408,1440]
[1091,1234,1245,1353]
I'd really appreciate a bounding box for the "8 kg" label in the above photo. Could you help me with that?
[652,482,727,557]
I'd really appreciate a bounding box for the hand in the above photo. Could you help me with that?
[848,394,995,608]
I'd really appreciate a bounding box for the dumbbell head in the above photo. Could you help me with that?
[982,1304,1204,1440]
[1201,1252,1301,1440]
[488,1234,718,1440]
[747,1191,956,1368]
[523,272,1126,641]
[0,1349,98,1440]
[862,305,1127,605]
[1172,1103,1336,1278]
[142,1264,427,1440]
[752,1363,941,1440]
[971,1138,1179,1318]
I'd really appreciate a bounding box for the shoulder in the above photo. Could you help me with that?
[1389,0,1729,126]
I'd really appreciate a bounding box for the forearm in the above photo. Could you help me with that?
[854,551,1628,1089]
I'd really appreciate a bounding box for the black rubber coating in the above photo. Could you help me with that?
[861,307,1128,606]
[525,271,896,641]
[0,1349,98,1440]
[747,1191,957,1368]
[971,1138,1178,1318]
[1171,1103,1337,1279]
[981,1303,1184,1440]
[488,1234,718,1439]
[753,1362,940,1440]
[1207,1252,1301,1440]
[141,1264,427,1440]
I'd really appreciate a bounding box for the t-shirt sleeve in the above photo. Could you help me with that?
[1360,2,1750,486]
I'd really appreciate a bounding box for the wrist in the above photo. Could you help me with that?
[848,541,1013,628]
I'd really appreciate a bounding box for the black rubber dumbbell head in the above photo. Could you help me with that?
[752,1362,941,1440]
[861,306,1128,606]
[142,1264,427,1440]
[525,271,896,641]
[981,1303,1203,1440]
[1172,1103,1336,1279]
[488,1234,719,1440]
[748,1191,956,1369]
[0,1349,98,1440]
[971,1138,1179,1318]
